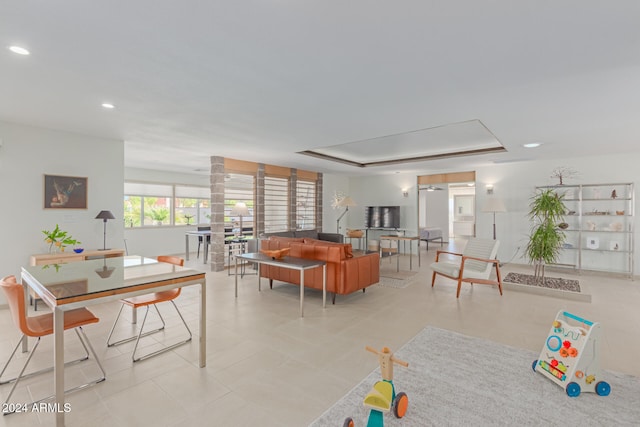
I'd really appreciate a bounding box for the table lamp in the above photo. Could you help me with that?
[95,210,115,250]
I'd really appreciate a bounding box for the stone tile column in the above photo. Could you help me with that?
[316,173,323,232]
[209,156,225,271]
[290,169,297,231]
[256,164,265,237]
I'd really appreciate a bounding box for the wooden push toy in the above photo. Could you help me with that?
[343,346,409,427]
[533,310,610,397]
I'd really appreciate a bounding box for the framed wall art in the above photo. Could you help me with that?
[44,174,88,209]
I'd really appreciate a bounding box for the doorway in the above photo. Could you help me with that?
[417,171,476,247]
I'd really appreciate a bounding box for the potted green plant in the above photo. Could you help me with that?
[147,207,169,225]
[526,188,567,283]
[42,224,80,253]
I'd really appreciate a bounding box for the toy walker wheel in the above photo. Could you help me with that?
[566,382,581,397]
[343,417,354,427]
[393,392,409,418]
[595,381,611,397]
[531,360,538,372]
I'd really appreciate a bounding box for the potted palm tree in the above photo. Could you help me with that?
[526,188,567,283]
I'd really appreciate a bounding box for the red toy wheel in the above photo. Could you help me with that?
[343,417,354,427]
[393,392,409,418]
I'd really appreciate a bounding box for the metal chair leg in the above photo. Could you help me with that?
[106,303,165,347]
[3,328,106,415]
[1,332,90,386]
[2,337,41,410]
[132,302,193,363]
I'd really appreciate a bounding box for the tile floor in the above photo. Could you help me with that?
[1,241,639,426]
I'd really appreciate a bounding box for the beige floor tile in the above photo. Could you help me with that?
[1,242,640,427]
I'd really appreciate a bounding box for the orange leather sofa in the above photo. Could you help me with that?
[259,236,380,303]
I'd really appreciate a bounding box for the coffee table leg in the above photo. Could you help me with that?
[199,280,206,368]
[234,256,238,297]
[300,269,304,317]
[409,240,413,270]
[322,265,326,308]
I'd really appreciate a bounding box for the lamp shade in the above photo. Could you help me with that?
[336,196,357,208]
[95,210,115,220]
[481,198,506,213]
[230,202,250,216]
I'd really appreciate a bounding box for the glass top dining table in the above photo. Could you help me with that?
[21,256,207,427]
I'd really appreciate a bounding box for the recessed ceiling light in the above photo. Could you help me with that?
[523,143,542,148]
[8,46,30,55]
[101,103,115,109]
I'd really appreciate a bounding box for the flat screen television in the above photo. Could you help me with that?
[365,206,401,229]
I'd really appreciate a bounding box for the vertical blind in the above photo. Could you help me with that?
[296,180,316,230]
[264,176,289,233]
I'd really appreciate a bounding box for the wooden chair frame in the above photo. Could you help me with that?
[431,249,503,298]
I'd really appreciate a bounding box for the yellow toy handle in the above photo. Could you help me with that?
[365,346,409,367]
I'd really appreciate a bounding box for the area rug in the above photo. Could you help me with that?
[377,270,419,289]
[310,327,640,426]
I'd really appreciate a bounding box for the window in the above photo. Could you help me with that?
[296,180,316,230]
[224,174,255,237]
[124,182,209,227]
[264,176,289,233]
[175,185,210,225]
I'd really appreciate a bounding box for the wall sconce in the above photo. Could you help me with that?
[486,184,494,195]
[402,188,409,198]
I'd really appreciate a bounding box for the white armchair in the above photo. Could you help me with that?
[430,238,503,298]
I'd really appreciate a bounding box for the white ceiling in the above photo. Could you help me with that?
[2,1,640,177]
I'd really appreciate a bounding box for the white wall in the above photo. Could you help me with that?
[338,153,640,275]
[0,121,124,305]
[340,173,419,239]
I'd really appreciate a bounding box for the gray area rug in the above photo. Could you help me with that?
[377,270,419,289]
[310,327,640,426]
[504,272,581,292]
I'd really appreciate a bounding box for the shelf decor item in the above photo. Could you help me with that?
[586,236,599,249]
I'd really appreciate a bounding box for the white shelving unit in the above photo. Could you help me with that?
[536,183,634,277]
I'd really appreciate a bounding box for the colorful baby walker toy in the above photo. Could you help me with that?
[533,310,610,397]
[343,346,409,427]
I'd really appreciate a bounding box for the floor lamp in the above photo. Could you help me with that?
[481,198,506,240]
[336,196,356,233]
[95,210,115,250]
[230,202,250,238]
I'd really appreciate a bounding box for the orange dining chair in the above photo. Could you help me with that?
[106,255,192,362]
[0,275,106,413]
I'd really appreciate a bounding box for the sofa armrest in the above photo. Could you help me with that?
[338,252,380,294]
[318,232,344,243]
